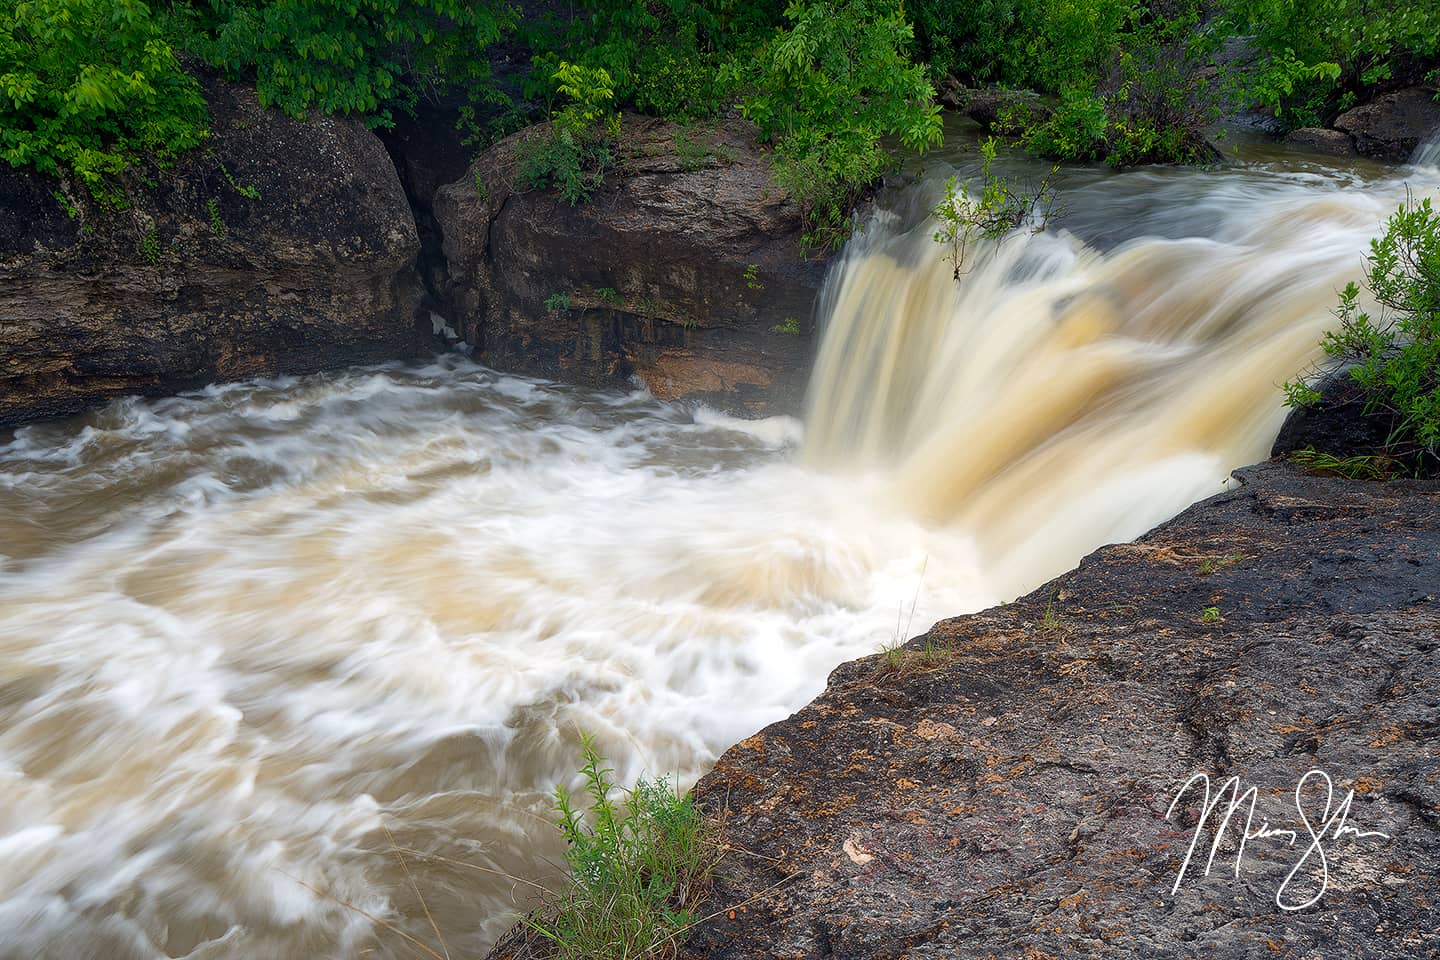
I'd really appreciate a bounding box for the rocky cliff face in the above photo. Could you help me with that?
[432,117,829,414]
[672,462,1438,959]
[0,79,424,427]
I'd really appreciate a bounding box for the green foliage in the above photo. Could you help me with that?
[206,196,224,236]
[1012,89,1108,161]
[909,0,1131,91]
[742,263,763,291]
[932,137,1055,277]
[1224,0,1440,126]
[545,292,572,313]
[139,223,159,261]
[526,734,718,960]
[517,61,618,205]
[1005,1,1228,166]
[734,0,943,250]
[218,160,260,201]
[1200,606,1221,624]
[597,286,622,306]
[187,0,515,129]
[522,0,771,121]
[771,316,802,335]
[0,0,208,197]
[1287,196,1440,469]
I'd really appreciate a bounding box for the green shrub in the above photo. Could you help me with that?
[0,0,208,198]
[517,61,619,205]
[521,0,775,120]
[1014,89,1108,161]
[1225,0,1440,127]
[186,0,515,129]
[932,137,1055,277]
[524,735,719,960]
[908,0,1132,91]
[1286,195,1440,470]
[1008,1,1227,167]
[734,0,943,250]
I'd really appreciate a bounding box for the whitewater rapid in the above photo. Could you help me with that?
[2,140,1437,958]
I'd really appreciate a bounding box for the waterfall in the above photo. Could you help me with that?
[1414,130,1440,168]
[3,146,1438,960]
[803,166,1434,586]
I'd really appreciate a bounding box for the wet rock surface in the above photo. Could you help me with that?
[1270,378,1394,461]
[1333,86,1440,162]
[432,116,827,414]
[1281,126,1360,158]
[0,78,423,427]
[673,461,1440,959]
[938,83,1053,131]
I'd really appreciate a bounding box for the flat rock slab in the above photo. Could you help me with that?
[681,461,1439,959]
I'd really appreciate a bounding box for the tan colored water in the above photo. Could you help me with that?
[2,141,1437,958]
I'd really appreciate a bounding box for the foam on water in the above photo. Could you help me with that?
[0,359,989,958]
[2,150,1437,958]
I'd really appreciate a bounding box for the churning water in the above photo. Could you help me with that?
[2,138,1437,958]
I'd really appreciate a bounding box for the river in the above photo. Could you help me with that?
[1,133,1437,959]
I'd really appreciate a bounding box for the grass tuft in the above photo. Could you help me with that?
[520,734,721,960]
[1289,447,1402,481]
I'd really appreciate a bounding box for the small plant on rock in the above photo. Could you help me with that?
[771,317,802,336]
[207,197,225,237]
[518,61,619,206]
[1285,194,1440,473]
[521,735,720,960]
[139,225,160,263]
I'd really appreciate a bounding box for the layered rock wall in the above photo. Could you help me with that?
[433,117,829,414]
[0,79,424,427]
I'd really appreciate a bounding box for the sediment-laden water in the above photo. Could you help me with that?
[2,141,1436,958]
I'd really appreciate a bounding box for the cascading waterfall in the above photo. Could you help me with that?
[1,147,1437,959]
[1414,130,1440,169]
[805,164,1436,586]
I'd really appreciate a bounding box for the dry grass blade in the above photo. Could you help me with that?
[383,823,452,960]
[275,868,446,960]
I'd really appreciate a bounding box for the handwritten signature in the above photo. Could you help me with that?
[1164,770,1391,911]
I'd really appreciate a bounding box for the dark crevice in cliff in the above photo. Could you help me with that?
[376,107,474,331]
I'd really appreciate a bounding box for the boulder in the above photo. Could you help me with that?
[939,81,1053,130]
[1271,376,1393,460]
[1334,86,1440,162]
[1282,126,1359,158]
[432,117,830,414]
[664,462,1436,958]
[0,77,424,427]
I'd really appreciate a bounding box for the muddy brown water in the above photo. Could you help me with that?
[2,133,1437,958]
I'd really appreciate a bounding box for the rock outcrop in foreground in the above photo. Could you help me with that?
[433,117,827,414]
[0,79,423,427]
[680,462,1438,958]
